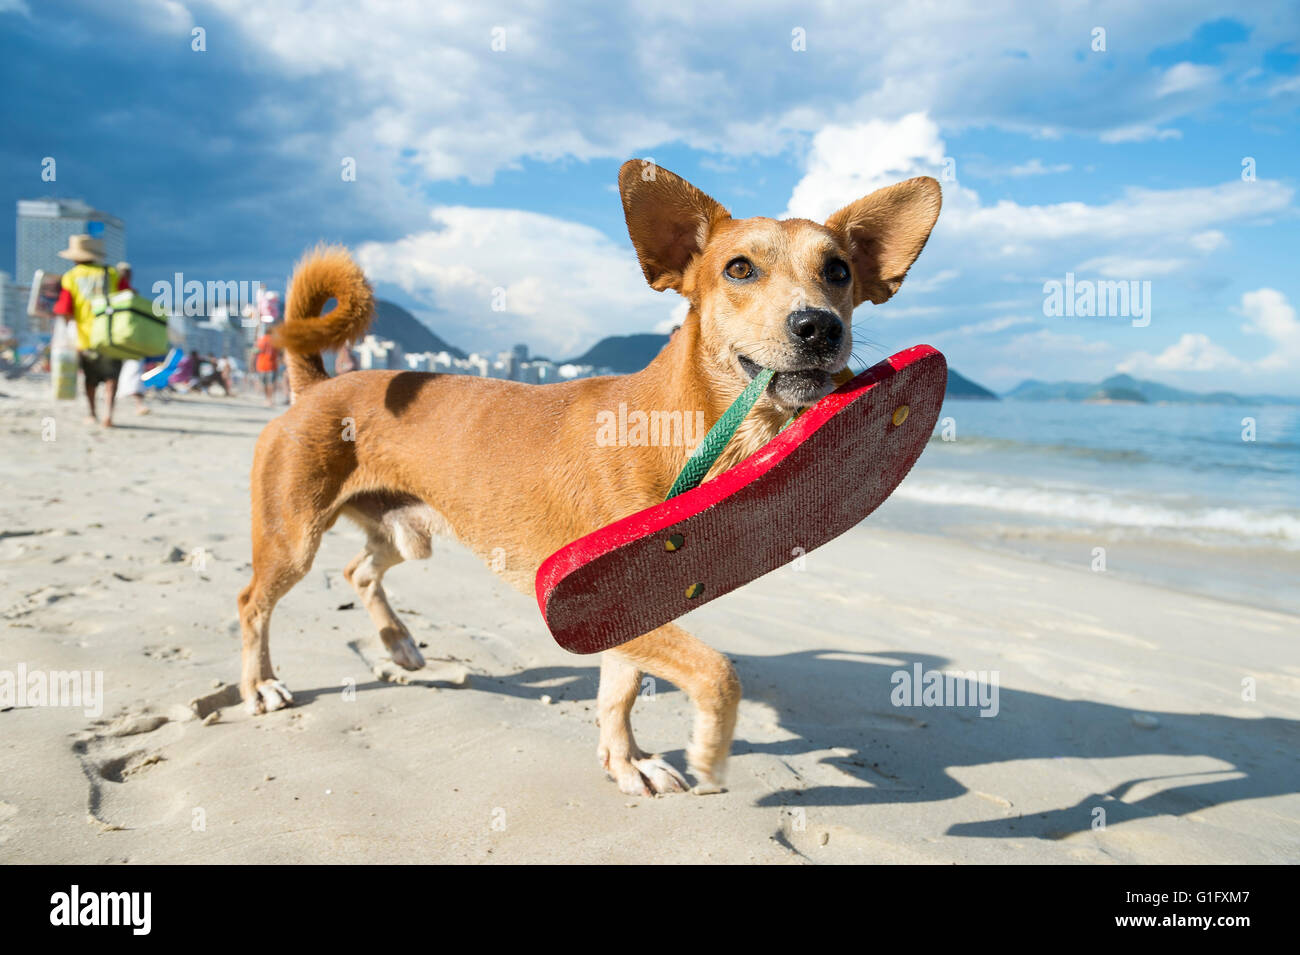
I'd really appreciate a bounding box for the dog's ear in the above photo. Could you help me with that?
[619,160,731,292]
[824,177,942,306]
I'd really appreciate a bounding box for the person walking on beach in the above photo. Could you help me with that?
[252,327,281,406]
[51,235,129,427]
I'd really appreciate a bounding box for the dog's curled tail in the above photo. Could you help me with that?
[275,244,373,393]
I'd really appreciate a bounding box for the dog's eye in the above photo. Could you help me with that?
[824,259,851,285]
[724,258,755,281]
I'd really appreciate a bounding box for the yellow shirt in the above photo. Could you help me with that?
[59,264,123,351]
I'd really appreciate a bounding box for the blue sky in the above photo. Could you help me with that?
[2,0,1297,393]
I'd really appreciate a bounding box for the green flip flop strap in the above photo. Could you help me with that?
[665,367,774,499]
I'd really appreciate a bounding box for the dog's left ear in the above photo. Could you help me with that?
[619,160,731,292]
[824,177,942,306]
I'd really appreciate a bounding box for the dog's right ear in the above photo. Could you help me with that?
[619,160,730,292]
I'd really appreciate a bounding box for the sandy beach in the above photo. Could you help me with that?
[1,375,1297,865]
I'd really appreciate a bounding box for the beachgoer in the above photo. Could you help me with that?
[253,328,280,406]
[51,235,129,427]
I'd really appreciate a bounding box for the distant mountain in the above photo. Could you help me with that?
[1004,378,1098,401]
[1006,372,1300,405]
[566,333,669,372]
[1087,384,1148,404]
[563,335,1004,402]
[370,300,466,359]
[946,368,998,400]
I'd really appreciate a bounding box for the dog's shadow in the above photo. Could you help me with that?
[462,648,1296,842]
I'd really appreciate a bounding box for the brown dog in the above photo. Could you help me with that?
[238,160,940,795]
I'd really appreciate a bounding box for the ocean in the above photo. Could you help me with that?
[869,399,1300,613]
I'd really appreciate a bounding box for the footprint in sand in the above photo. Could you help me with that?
[71,705,190,831]
[2,585,71,619]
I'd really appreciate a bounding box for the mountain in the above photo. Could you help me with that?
[946,368,998,400]
[1003,378,1099,401]
[566,333,669,372]
[564,336,1003,403]
[1087,384,1148,403]
[1005,372,1300,405]
[370,300,466,359]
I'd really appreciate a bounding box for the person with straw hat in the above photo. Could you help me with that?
[52,234,131,426]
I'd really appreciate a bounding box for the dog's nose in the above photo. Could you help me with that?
[786,308,844,351]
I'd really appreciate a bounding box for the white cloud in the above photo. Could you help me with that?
[1118,290,1300,380]
[1099,125,1183,143]
[1269,76,1300,96]
[1189,230,1228,253]
[1075,256,1187,278]
[1007,159,1072,177]
[944,179,1291,243]
[785,114,1292,262]
[1156,62,1219,98]
[356,206,677,358]
[1010,329,1112,355]
[1240,288,1300,370]
[193,0,1271,187]
[123,0,193,32]
[904,268,961,293]
[783,113,947,220]
[941,315,1036,337]
[1118,333,1244,373]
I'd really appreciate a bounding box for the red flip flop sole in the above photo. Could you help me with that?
[536,344,947,654]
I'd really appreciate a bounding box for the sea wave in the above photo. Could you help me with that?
[894,479,1300,545]
[923,432,1297,474]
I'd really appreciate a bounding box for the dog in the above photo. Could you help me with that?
[238,160,941,795]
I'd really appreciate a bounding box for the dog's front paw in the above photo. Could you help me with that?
[601,750,689,796]
[687,745,729,794]
[244,679,294,715]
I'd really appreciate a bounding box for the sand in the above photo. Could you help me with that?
[1,374,1297,864]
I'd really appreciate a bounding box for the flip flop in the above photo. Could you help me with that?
[536,344,947,654]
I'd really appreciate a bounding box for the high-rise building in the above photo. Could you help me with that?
[0,270,12,336]
[16,198,127,286]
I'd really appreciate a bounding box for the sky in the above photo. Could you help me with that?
[1,0,1298,394]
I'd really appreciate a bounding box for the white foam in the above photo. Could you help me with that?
[894,479,1300,546]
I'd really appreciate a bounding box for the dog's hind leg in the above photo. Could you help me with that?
[343,534,426,671]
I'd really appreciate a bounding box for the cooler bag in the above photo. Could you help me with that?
[89,290,170,360]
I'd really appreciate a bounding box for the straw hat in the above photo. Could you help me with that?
[57,234,105,264]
